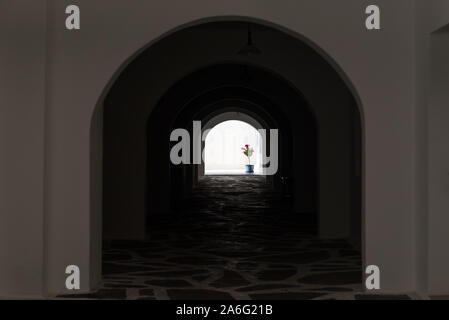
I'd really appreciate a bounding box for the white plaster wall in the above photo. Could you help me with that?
[0,0,46,297]
[414,0,449,297]
[428,30,449,297]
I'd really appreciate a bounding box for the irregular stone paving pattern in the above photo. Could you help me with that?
[58,176,412,300]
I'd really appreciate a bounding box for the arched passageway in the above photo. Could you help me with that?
[204,119,263,175]
[98,20,363,299]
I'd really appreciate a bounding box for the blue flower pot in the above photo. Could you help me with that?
[245,165,254,174]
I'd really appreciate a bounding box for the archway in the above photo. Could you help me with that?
[204,120,264,175]
[97,19,363,299]
[148,66,307,215]
[198,110,273,182]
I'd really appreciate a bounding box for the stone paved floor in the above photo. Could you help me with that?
[59,176,411,300]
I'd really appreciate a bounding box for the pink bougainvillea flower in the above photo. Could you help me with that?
[241,144,254,165]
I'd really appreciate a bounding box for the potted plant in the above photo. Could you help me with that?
[241,144,255,174]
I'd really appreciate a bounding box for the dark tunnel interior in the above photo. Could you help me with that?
[99,21,363,300]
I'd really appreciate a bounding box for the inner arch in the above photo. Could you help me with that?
[204,120,264,175]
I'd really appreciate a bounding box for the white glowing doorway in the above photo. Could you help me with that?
[204,120,263,175]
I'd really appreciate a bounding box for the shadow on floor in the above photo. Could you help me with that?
[58,176,409,300]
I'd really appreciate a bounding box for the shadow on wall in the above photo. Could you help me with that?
[94,19,363,258]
